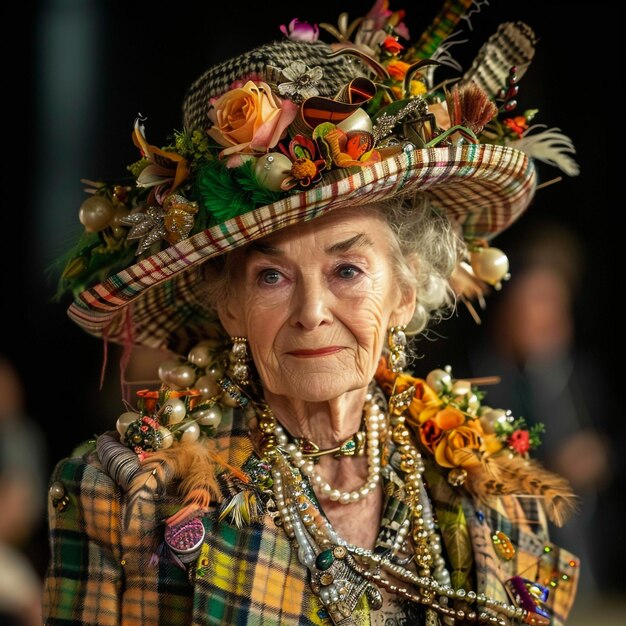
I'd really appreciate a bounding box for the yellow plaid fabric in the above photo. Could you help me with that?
[43,401,578,625]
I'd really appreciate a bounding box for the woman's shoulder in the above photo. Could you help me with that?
[46,435,125,534]
[49,436,108,492]
[48,415,252,518]
[48,431,166,513]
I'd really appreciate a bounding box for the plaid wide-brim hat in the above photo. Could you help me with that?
[61,3,576,354]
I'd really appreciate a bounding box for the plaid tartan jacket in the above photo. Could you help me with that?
[43,403,579,626]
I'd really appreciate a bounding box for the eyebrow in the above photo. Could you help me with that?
[325,233,373,254]
[247,233,373,256]
[247,242,283,255]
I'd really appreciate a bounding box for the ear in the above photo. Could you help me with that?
[390,283,418,329]
[217,297,246,338]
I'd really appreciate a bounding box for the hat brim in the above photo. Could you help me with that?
[68,143,536,352]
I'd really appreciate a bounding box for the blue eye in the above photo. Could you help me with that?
[260,269,281,284]
[337,265,360,280]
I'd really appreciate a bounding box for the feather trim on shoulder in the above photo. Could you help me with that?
[465,455,579,527]
[127,439,249,527]
[218,489,264,528]
[375,357,579,528]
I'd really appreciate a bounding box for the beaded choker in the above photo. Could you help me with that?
[258,386,384,505]
[293,430,366,459]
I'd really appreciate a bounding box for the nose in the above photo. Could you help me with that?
[290,274,333,330]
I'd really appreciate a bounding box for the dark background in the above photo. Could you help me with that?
[2,0,623,615]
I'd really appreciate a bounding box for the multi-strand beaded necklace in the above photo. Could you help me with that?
[248,381,539,626]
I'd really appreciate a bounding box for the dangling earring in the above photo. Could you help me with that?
[388,325,407,374]
[230,336,250,385]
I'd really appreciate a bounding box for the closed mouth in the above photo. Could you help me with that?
[288,347,344,357]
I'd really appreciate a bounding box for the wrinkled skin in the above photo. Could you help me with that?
[218,207,417,447]
[218,206,417,545]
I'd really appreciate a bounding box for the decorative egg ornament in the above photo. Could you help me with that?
[470,247,510,288]
[254,153,293,191]
[78,195,114,232]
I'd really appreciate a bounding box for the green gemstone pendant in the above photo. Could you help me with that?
[315,549,335,571]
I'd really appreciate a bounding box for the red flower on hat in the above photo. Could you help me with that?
[508,429,531,455]
[503,116,529,139]
[381,35,404,55]
[280,135,326,190]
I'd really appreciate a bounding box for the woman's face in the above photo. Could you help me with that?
[218,208,416,402]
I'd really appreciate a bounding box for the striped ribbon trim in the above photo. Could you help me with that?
[68,143,536,350]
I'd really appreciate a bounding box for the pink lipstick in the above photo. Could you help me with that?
[288,347,343,357]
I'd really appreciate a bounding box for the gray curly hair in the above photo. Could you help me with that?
[374,194,464,334]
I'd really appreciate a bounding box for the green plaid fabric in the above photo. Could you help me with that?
[43,398,578,625]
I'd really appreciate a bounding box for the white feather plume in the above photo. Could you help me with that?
[509,125,580,176]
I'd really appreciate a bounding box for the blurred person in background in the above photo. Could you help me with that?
[0,356,48,626]
[467,220,613,604]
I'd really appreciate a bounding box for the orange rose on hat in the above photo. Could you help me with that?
[207,80,297,157]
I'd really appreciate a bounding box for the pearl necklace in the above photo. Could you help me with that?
[271,389,385,504]
[248,378,540,625]
[269,421,534,626]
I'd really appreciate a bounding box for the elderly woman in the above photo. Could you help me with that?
[43,3,580,625]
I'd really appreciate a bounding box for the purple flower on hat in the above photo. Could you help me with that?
[279,18,319,42]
